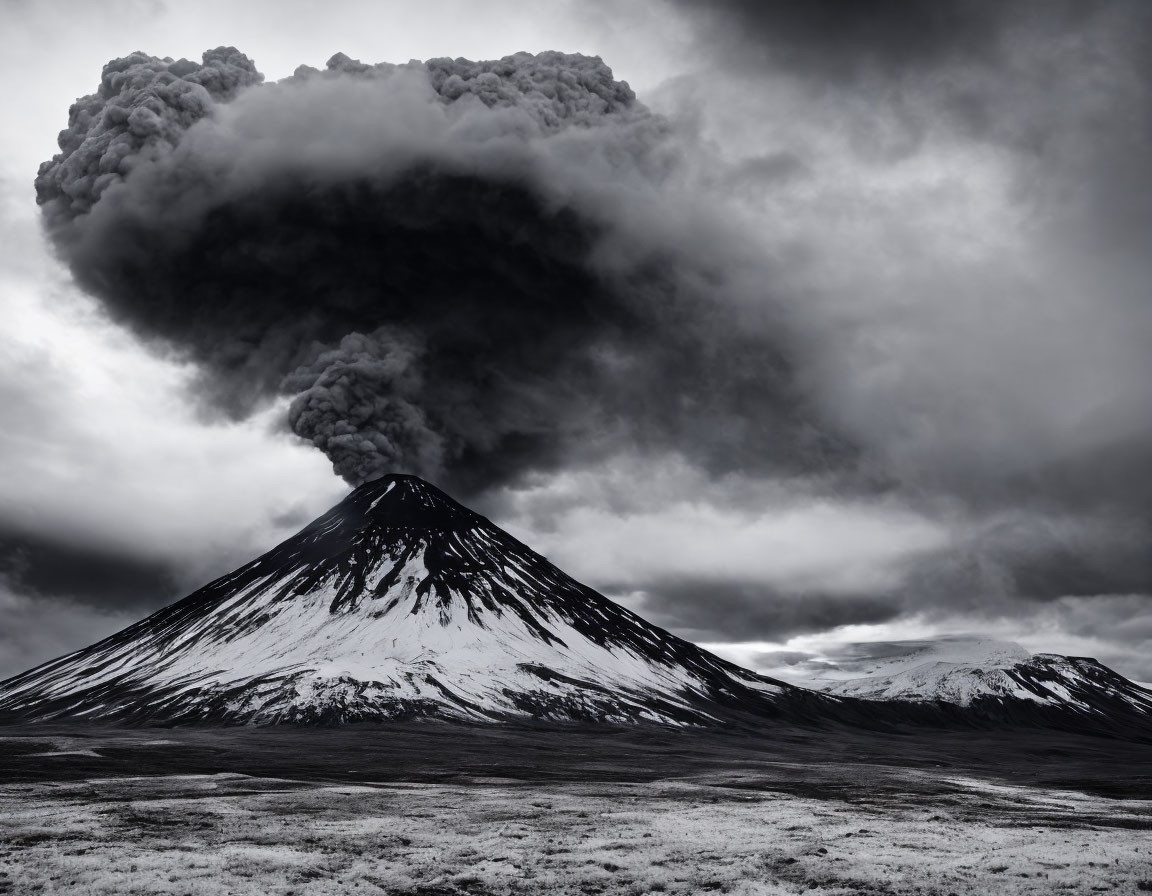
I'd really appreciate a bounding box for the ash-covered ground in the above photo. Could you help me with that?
[1,724,1150,895]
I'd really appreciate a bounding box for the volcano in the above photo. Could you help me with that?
[3,476,1150,739]
[0,475,809,725]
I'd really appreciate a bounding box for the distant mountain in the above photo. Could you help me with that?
[815,638,1033,685]
[0,476,809,725]
[813,639,1152,737]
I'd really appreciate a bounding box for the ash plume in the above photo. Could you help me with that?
[36,47,832,494]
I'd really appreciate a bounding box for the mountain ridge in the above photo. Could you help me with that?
[813,643,1152,740]
[820,650,1152,705]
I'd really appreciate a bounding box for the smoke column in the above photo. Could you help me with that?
[36,47,831,494]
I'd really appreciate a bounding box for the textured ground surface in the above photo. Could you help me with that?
[1,724,1150,895]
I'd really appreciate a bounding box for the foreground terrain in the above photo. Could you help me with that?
[1,724,1150,895]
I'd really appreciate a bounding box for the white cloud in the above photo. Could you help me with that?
[495,459,951,597]
[514,497,947,595]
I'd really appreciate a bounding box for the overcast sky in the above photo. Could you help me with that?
[1,0,1150,684]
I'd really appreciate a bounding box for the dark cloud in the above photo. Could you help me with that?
[630,580,901,643]
[626,519,1152,648]
[1041,595,1152,677]
[0,529,180,610]
[0,587,137,681]
[666,0,1094,80]
[887,514,1152,612]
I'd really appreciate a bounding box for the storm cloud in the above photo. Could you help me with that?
[627,0,1152,625]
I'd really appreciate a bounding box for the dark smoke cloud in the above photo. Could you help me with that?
[284,330,444,485]
[37,47,264,220]
[36,47,839,495]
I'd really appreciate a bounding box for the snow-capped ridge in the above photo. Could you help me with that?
[816,642,1152,723]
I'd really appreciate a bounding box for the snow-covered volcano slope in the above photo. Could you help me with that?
[0,476,805,726]
[815,639,1152,735]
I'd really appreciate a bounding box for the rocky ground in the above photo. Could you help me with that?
[1,723,1150,895]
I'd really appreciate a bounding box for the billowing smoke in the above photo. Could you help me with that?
[283,330,443,484]
[36,47,834,493]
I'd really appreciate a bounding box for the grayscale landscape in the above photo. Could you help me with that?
[3,476,1152,895]
[2,2,1151,895]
